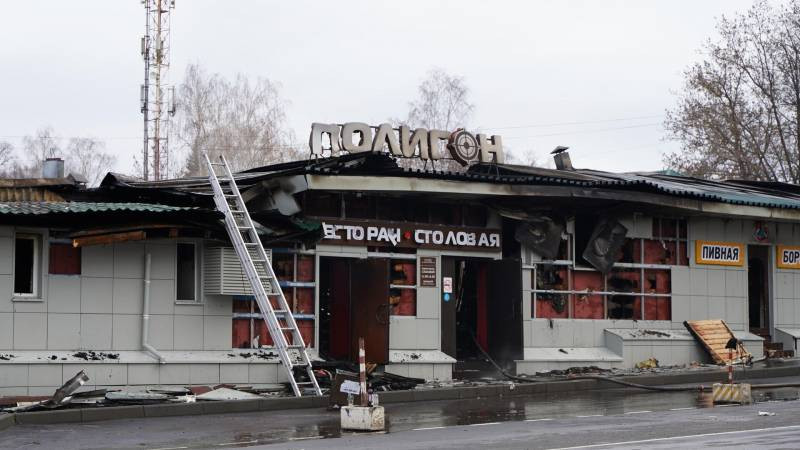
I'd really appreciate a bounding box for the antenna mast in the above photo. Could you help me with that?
[140,0,176,180]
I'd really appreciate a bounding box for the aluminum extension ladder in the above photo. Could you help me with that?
[204,154,322,397]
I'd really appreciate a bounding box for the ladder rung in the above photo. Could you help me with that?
[237,226,252,230]
[294,381,315,385]
[280,327,296,331]
[245,242,259,246]
[286,345,305,349]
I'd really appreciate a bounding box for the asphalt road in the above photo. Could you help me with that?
[2,378,800,449]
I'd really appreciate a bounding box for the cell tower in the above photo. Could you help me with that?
[140,0,176,180]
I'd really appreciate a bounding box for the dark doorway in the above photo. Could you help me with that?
[748,245,770,332]
[442,257,522,371]
[319,257,389,364]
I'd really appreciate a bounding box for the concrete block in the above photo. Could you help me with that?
[143,402,204,417]
[432,363,452,381]
[189,363,219,384]
[341,405,384,431]
[13,312,47,349]
[128,364,160,385]
[146,243,175,280]
[28,364,63,387]
[0,365,28,386]
[113,243,145,279]
[47,276,81,313]
[201,399,261,415]
[407,363,434,380]
[80,313,113,349]
[15,409,82,425]
[0,312,12,348]
[112,278,144,315]
[111,314,142,350]
[415,318,438,349]
[159,364,191,385]
[94,364,128,386]
[146,314,173,350]
[148,279,175,315]
[173,315,203,350]
[47,313,81,350]
[81,244,114,278]
[80,277,113,314]
[203,315,231,350]
[248,363,279,384]
[0,237,12,275]
[385,363,410,377]
[81,405,145,422]
[220,364,249,384]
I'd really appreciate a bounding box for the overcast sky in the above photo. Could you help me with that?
[0,0,758,175]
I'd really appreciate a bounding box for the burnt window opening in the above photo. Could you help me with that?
[176,243,197,302]
[303,192,342,218]
[14,234,40,296]
[573,214,596,267]
[344,194,376,219]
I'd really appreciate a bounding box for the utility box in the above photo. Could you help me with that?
[712,383,752,404]
[341,405,385,431]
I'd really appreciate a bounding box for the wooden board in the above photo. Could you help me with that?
[684,320,750,364]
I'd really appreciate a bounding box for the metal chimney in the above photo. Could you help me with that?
[42,158,65,179]
[553,152,573,171]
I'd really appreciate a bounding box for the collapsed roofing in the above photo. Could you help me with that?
[95,153,800,217]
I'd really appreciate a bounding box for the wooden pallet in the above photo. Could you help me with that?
[684,319,750,364]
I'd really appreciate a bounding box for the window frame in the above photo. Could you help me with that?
[175,241,202,304]
[12,231,44,299]
[528,217,687,320]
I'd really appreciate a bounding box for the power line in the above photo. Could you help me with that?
[479,114,664,130]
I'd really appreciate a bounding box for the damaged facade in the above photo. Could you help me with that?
[3,151,800,395]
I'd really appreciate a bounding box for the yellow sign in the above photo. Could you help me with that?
[695,240,745,266]
[777,245,800,269]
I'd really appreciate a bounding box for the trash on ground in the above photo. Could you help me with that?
[758,411,776,416]
[195,387,262,401]
[636,358,659,369]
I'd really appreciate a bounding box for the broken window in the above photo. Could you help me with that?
[176,243,197,302]
[13,233,40,297]
[389,259,416,316]
[48,243,81,275]
[232,249,316,349]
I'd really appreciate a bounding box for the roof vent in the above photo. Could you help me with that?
[42,158,64,179]
[551,146,573,171]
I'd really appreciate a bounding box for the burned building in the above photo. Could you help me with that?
[3,146,800,395]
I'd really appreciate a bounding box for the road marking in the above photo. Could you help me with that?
[552,424,800,449]
[413,426,446,431]
[525,418,554,422]
[469,422,500,426]
[669,407,696,411]
[575,414,603,418]
[216,441,257,446]
[624,410,651,414]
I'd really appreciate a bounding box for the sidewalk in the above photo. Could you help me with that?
[2,359,798,431]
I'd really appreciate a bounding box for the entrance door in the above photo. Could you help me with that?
[350,258,390,364]
[748,245,770,332]
[487,259,523,364]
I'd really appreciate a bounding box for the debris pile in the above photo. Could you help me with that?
[72,351,120,361]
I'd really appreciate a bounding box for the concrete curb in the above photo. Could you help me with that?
[2,364,798,429]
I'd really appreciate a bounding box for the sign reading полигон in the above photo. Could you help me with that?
[777,245,800,269]
[309,122,504,166]
[695,240,745,266]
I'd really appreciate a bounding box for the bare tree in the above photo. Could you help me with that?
[15,127,115,184]
[665,0,800,182]
[394,68,475,170]
[176,64,300,176]
[64,138,117,186]
[0,141,18,177]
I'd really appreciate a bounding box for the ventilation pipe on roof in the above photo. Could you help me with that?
[551,146,574,171]
[42,158,64,179]
[142,253,166,363]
